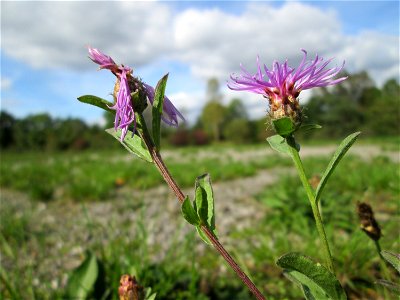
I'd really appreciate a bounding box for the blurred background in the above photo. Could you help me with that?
[1,1,399,299]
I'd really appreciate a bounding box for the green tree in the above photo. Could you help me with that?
[0,111,15,148]
[366,78,400,136]
[14,113,53,150]
[201,101,227,141]
[223,118,250,143]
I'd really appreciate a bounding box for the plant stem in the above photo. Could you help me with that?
[137,114,266,300]
[375,240,391,299]
[287,137,335,274]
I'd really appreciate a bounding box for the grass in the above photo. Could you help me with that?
[1,141,399,299]
[0,145,290,201]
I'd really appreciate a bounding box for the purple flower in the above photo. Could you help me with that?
[143,83,184,126]
[87,46,184,141]
[228,49,347,124]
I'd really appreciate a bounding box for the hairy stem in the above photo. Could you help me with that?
[287,137,335,274]
[137,114,266,300]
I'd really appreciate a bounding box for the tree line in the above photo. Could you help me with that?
[1,71,398,151]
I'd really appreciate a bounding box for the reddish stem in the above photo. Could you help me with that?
[139,126,266,300]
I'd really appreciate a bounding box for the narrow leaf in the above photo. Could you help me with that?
[300,124,322,132]
[66,251,99,299]
[315,132,361,203]
[106,128,152,162]
[77,95,114,113]
[152,74,169,150]
[376,279,400,295]
[181,196,200,226]
[267,135,289,154]
[276,253,347,300]
[381,251,400,273]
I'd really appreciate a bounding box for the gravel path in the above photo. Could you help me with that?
[1,144,398,293]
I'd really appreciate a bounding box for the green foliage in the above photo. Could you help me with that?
[276,253,347,300]
[222,118,250,144]
[381,251,400,273]
[272,117,297,137]
[0,144,289,201]
[152,74,168,150]
[1,145,398,299]
[105,128,152,162]
[201,101,227,141]
[77,95,114,113]
[65,251,99,299]
[181,196,201,226]
[303,74,400,139]
[315,131,361,203]
[193,174,217,244]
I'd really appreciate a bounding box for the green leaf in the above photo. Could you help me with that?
[272,117,297,137]
[195,174,216,233]
[376,279,400,295]
[315,132,361,203]
[267,135,300,154]
[300,124,322,132]
[381,250,400,273]
[181,196,200,226]
[195,186,208,223]
[105,128,152,162]
[145,287,157,300]
[77,95,114,113]
[152,74,169,150]
[267,135,289,154]
[276,253,347,300]
[193,174,217,245]
[196,225,212,245]
[66,251,99,300]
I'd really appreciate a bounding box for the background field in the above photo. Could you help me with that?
[1,138,399,299]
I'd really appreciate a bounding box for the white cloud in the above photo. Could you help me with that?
[1,77,12,90]
[1,1,398,120]
[2,1,397,85]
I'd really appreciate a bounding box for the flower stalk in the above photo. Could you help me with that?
[286,137,335,274]
[136,113,266,300]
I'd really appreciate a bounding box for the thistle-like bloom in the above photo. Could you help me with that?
[88,46,184,141]
[228,49,347,125]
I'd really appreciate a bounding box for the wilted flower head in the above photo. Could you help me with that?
[357,201,382,241]
[88,46,184,141]
[228,49,347,127]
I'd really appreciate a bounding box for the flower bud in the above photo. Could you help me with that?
[357,201,382,241]
[118,274,142,300]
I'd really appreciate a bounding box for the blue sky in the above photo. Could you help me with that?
[1,1,399,125]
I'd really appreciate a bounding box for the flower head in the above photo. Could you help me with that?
[228,49,347,126]
[87,46,184,141]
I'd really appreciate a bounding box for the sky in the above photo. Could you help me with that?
[1,1,399,125]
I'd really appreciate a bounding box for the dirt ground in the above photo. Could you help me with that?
[1,144,398,292]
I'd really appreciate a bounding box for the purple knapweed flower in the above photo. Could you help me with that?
[228,49,347,126]
[88,46,184,141]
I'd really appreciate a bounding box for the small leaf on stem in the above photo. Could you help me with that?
[193,174,217,244]
[181,196,201,226]
[77,95,114,113]
[299,123,322,132]
[272,117,297,137]
[276,252,347,300]
[315,131,361,203]
[106,128,152,162]
[152,74,169,150]
[267,135,289,154]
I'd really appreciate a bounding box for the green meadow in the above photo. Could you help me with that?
[1,139,399,299]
